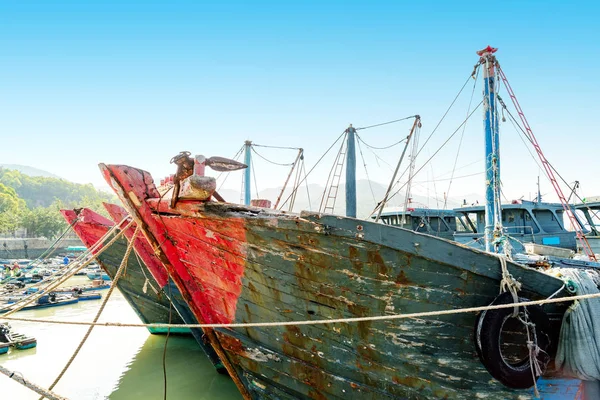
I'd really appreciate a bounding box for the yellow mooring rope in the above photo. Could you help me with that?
[2,291,600,330]
[0,365,68,400]
[41,227,140,399]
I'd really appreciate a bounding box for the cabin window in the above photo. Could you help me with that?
[456,214,475,232]
[445,217,457,231]
[429,218,449,232]
[533,210,563,233]
[507,212,515,223]
[574,209,593,231]
[414,217,428,233]
[524,211,540,233]
[401,215,411,228]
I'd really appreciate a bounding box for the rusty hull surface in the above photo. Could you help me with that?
[100,163,582,400]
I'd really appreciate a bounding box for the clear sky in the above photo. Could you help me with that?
[1,1,598,204]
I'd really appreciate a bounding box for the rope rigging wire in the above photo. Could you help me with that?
[252,144,303,151]
[356,134,408,150]
[0,219,133,317]
[42,227,141,399]
[499,97,598,224]
[355,136,395,171]
[216,145,245,192]
[278,130,347,210]
[356,115,417,130]
[251,147,294,167]
[0,365,67,400]
[3,291,599,330]
[443,66,480,210]
[356,138,377,206]
[370,101,484,216]
[375,69,482,207]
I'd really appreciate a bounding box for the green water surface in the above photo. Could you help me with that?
[0,277,241,400]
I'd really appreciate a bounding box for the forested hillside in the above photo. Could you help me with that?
[0,167,117,238]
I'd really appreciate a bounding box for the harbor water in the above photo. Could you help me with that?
[0,276,241,399]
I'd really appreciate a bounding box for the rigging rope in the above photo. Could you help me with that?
[216,145,245,192]
[278,130,347,210]
[0,219,133,317]
[301,162,312,211]
[356,134,407,150]
[356,115,416,130]
[370,101,483,216]
[252,144,302,151]
[376,70,482,206]
[355,138,377,206]
[2,292,597,330]
[251,147,294,167]
[43,227,141,398]
[0,365,67,400]
[443,66,480,210]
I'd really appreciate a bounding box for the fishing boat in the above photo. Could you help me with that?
[575,198,600,256]
[73,291,102,301]
[100,47,598,399]
[0,323,37,351]
[60,209,190,335]
[102,202,226,373]
[453,199,585,252]
[1,293,79,313]
[373,208,457,241]
[85,270,110,281]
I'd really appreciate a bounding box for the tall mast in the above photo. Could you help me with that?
[478,46,502,253]
[345,125,357,218]
[375,116,421,223]
[244,140,252,205]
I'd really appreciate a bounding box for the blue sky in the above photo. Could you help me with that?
[1,1,598,204]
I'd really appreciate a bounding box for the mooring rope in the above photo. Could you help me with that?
[0,219,133,317]
[3,291,600,330]
[41,227,140,399]
[0,365,68,400]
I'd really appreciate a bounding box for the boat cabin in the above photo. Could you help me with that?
[374,208,457,241]
[574,198,600,254]
[453,200,583,250]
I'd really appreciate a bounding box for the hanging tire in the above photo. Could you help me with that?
[474,291,552,389]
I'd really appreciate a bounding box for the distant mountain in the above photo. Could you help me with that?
[0,164,62,179]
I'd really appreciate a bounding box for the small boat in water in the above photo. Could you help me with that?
[86,271,110,281]
[55,280,111,294]
[1,293,79,313]
[72,290,102,301]
[0,323,37,351]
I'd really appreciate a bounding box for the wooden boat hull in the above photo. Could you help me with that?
[102,202,225,372]
[60,209,190,335]
[102,163,580,400]
[63,207,225,371]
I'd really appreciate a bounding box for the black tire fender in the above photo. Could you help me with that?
[474,291,552,389]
